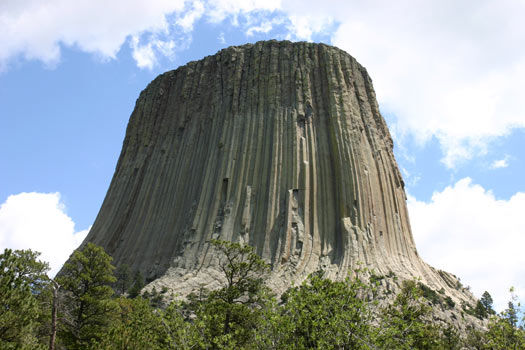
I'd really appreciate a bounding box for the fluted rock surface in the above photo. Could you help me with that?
[82,41,469,302]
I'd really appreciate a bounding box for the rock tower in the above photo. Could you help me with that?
[81,41,469,301]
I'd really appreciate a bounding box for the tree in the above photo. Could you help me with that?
[48,280,60,350]
[160,301,200,349]
[0,248,49,350]
[378,280,449,350]
[113,263,132,295]
[475,300,489,319]
[56,243,117,349]
[277,271,375,350]
[186,239,270,348]
[127,270,145,298]
[475,291,496,319]
[483,288,525,350]
[91,297,165,350]
[480,291,495,315]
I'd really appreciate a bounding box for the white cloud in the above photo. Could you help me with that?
[176,0,206,33]
[218,32,226,44]
[324,1,525,167]
[205,0,282,23]
[246,20,273,37]
[130,36,157,70]
[401,166,421,187]
[0,192,88,276]
[490,155,510,169]
[129,35,178,70]
[282,14,334,41]
[0,0,186,70]
[408,178,525,311]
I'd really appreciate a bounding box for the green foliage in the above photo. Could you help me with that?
[127,270,145,298]
[481,291,495,315]
[5,241,525,350]
[184,239,271,348]
[56,242,118,349]
[159,301,200,349]
[113,263,131,295]
[277,271,375,350]
[0,248,49,350]
[473,291,496,319]
[444,296,455,309]
[481,289,525,350]
[91,297,165,350]
[209,239,270,305]
[418,282,441,305]
[143,286,165,308]
[378,280,452,350]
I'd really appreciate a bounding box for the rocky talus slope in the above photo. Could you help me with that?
[81,41,475,312]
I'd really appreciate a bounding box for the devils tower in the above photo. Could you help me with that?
[81,40,469,302]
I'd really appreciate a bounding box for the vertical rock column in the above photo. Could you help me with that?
[81,40,460,298]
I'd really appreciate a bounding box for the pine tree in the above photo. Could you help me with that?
[114,263,131,295]
[56,243,117,350]
[185,239,270,348]
[0,248,49,350]
[277,271,375,350]
[480,291,495,315]
[91,297,165,350]
[378,280,445,350]
[127,270,145,298]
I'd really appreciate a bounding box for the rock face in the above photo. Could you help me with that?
[82,41,469,302]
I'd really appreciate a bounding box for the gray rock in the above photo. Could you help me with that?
[80,40,475,311]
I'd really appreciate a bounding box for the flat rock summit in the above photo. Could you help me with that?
[81,40,472,304]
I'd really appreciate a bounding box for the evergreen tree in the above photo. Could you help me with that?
[127,270,145,298]
[475,291,496,319]
[277,271,375,350]
[0,248,49,350]
[378,280,446,350]
[56,243,117,349]
[480,291,495,315]
[475,300,489,319]
[113,263,131,295]
[160,301,200,349]
[483,288,525,350]
[91,297,165,350]
[185,239,270,348]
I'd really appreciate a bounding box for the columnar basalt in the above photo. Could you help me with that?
[81,41,470,303]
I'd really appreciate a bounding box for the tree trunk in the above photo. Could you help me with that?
[224,309,231,335]
[49,280,60,350]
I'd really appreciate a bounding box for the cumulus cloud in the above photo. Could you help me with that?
[246,20,274,37]
[0,0,186,70]
[176,0,206,33]
[490,155,510,169]
[408,178,525,311]
[325,1,525,167]
[0,192,88,276]
[0,0,282,70]
[205,0,281,24]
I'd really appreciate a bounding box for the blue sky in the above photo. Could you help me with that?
[1,0,524,311]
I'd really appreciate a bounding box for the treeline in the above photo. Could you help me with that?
[1,241,524,350]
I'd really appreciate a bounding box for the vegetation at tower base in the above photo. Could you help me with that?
[2,243,525,349]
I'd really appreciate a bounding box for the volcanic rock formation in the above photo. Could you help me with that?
[82,40,470,302]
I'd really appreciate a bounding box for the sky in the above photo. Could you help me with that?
[1,0,524,311]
